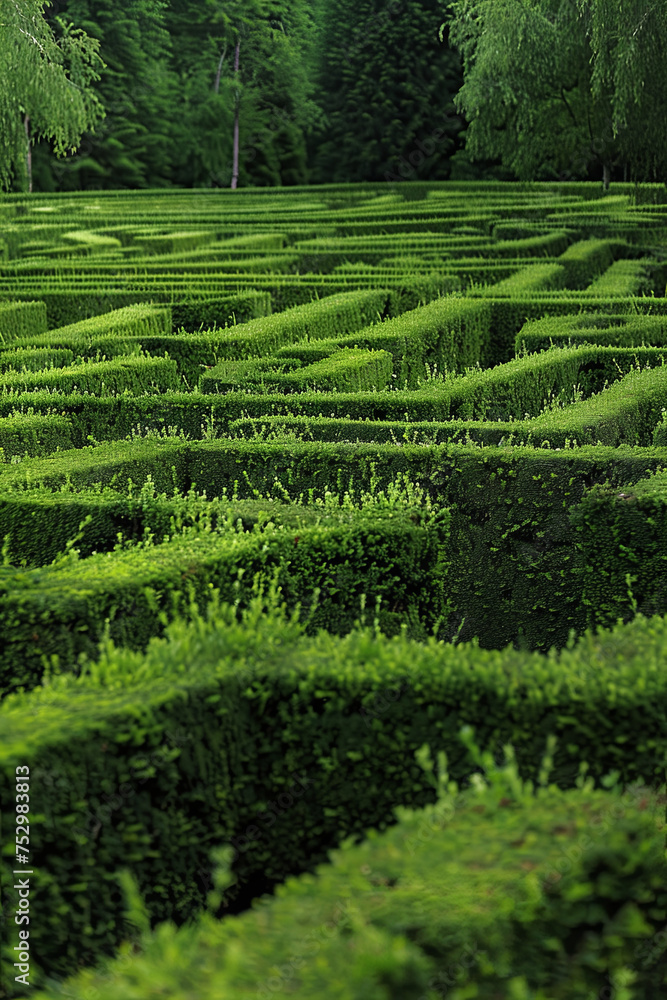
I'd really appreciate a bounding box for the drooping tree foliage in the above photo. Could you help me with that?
[447,0,667,186]
[579,0,667,183]
[312,0,465,183]
[33,0,173,190]
[0,0,104,192]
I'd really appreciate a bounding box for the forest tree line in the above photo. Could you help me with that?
[1,0,666,193]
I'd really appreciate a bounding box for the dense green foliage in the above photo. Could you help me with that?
[161,0,321,188]
[2,178,667,998]
[311,0,464,183]
[447,0,667,185]
[35,0,173,190]
[31,0,325,190]
[4,0,493,190]
[4,0,667,189]
[26,745,667,999]
[2,597,667,993]
[0,0,104,191]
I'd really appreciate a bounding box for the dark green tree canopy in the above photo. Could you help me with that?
[312,0,464,183]
[30,0,321,190]
[0,0,523,191]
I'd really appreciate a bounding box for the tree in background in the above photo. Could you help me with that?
[162,0,235,188]
[164,0,323,188]
[578,0,667,184]
[236,1,324,187]
[312,0,464,184]
[33,0,173,190]
[29,0,322,190]
[0,0,104,192]
[447,0,667,187]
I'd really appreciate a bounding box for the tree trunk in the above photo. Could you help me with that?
[603,162,611,191]
[24,114,32,194]
[231,39,241,190]
[211,44,228,188]
[213,44,227,94]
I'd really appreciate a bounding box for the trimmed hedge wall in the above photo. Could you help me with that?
[265,349,393,393]
[4,332,667,447]
[0,275,453,327]
[556,238,620,287]
[478,263,568,297]
[27,770,667,999]
[0,289,270,331]
[0,491,389,567]
[0,414,73,461]
[189,290,393,384]
[170,292,271,332]
[202,349,394,395]
[0,347,74,372]
[571,469,667,630]
[0,300,47,343]
[0,355,180,396]
[0,503,450,694]
[583,258,663,298]
[482,294,667,367]
[4,437,667,654]
[223,359,667,451]
[528,362,667,447]
[274,295,492,387]
[132,230,215,254]
[516,312,667,354]
[1,605,666,990]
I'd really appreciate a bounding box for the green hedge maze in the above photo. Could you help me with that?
[1,182,667,999]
